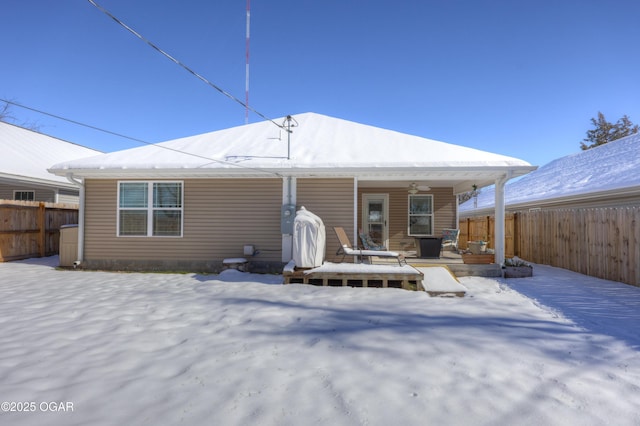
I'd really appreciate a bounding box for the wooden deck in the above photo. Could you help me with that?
[282,249,501,295]
[376,250,503,278]
[284,263,424,291]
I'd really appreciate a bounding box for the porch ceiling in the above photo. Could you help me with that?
[356,168,531,194]
[362,181,483,195]
[358,179,477,194]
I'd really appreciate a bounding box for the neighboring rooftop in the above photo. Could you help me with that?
[460,132,640,213]
[1,121,102,186]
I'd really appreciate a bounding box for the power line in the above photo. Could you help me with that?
[86,0,283,130]
[1,98,282,177]
[1,98,148,145]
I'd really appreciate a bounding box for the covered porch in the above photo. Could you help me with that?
[351,175,512,274]
[287,175,522,278]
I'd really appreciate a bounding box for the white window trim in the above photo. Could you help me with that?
[407,194,434,237]
[117,180,184,237]
[14,190,35,201]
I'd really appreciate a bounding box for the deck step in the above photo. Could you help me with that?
[447,263,502,277]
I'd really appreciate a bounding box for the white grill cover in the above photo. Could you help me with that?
[292,207,326,268]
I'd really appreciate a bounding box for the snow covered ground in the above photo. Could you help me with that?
[1,257,639,426]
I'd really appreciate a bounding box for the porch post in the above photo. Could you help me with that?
[455,193,460,229]
[494,171,512,266]
[353,177,358,243]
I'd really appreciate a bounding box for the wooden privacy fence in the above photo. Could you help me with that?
[0,200,78,262]
[459,214,517,256]
[460,207,640,287]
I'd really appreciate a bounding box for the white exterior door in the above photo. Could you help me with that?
[362,194,389,248]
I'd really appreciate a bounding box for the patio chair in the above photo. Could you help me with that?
[441,228,460,253]
[334,226,406,266]
[359,229,387,251]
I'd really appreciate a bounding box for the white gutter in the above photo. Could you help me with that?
[66,173,84,266]
[48,165,537,181]
[1,172,81,189]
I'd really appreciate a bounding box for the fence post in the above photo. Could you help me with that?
[513,212,519,256]
[466,217,471,248]
[38,202,46,258]
[486,216,491,245]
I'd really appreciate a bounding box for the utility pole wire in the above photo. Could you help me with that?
[0,98,283,177]
[86,0,284,130]
[1,98,148,145]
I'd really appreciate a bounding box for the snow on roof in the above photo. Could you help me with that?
[49,113,533,179]
[460,132,640,212]
[0,121,102,186]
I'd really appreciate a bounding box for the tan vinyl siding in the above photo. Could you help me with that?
[358,187,456,252]
[432,187,457,231]
[296,178,354,262]
[84,179,282,265]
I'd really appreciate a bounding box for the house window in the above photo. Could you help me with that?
[14,191,35,201]
[118,181,183,237]
[408,194,433,236]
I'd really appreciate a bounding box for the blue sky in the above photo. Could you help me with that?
[2,0,639,167]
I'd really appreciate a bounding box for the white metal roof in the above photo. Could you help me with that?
[49,112,536,192]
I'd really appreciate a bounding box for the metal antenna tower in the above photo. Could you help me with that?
[245,0,250,124]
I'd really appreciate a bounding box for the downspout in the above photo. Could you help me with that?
[286,175,293,205]
[281,176,296,262]
[494,170,513,267]
[66,173,84,266]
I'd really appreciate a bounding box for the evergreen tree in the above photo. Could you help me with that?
[581,112,639,150]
